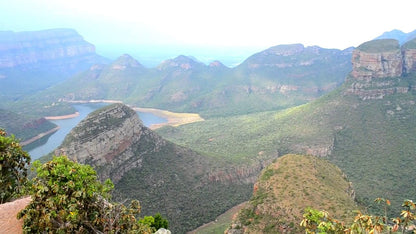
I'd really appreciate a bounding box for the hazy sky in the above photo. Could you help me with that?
[1,0,415,66]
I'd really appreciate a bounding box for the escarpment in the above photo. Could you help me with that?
[346,39,416,100]
[0,28,100,68]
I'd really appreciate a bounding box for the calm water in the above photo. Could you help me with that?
[28,103,167,160]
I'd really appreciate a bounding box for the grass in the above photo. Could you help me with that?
[229,154,358,233]
[188,202,247,234]
[357,39,400,53]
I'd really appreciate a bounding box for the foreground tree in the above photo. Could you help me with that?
[301,198,416,233]
[18,156,154,233]
[0,129,30,203]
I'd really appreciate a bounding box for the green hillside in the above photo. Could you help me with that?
[357,39,400,52]
[14,44,352,118]
[0,109,57,145]
[227,154,357,233]
[157,74,416,216]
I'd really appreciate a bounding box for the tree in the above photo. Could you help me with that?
[18,156,153,233]
[0,129,30,203]
[139,213,169,231]
[301,198,416,234]
[153,213,169,230]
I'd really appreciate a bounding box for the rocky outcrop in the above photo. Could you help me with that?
[56,103,165,183]
[157,55,205,71]
[402,39,416,73]
[0,197,31,234]
[53,103,257,233]
[351,39,402,79]
[346,39,416,100]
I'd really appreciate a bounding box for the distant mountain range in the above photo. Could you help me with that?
[374,29,416,44]
[16,43,353,119]
[158,38,416,218]
[0,28,108,99]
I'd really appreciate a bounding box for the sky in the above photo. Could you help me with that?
[0,0,415,66]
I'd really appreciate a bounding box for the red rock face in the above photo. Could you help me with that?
[351,49,403,79]
[403,48,416,73]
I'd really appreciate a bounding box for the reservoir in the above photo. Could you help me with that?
[28,103,167,160]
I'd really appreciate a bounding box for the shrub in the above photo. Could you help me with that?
[18,156,153,233]
[0,129,30,203]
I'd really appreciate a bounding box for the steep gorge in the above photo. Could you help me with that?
[52,104,256,233]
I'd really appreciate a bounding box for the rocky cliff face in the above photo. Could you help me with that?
[346,39,416,100]
[56,103,164,183]
[0,29,100,68]
[53,103,257,233]
[0,29,108,98]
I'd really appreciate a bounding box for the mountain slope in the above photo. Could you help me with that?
[27,43,352,118]
[0,109,57,146]
[49,103,255,233]
[157,39,416,216]
[226,154,357,233]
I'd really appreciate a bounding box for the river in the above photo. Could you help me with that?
[28,103,167,160]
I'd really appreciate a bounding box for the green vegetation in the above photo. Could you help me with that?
[114,141,253,233]
[0,109,57,142]
[228,154,358,233]
[402,38,416,50]
[18,155,154,233]
[139,213,169,230]
[301,199,415,233]
[0,129,31,203]
[357,39,400,52]
[12,45,351,118]
[157,77,416,218]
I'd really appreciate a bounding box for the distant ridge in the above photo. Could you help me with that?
[23,43,353,118]
[0,28,109,99]
[374,29,416,45]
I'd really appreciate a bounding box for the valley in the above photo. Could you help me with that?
[1,27,416,233]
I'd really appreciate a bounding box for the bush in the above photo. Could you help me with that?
[0,129,30,203]
[18,156,153,233]
[301,198,416,233]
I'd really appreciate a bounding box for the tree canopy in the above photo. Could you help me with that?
[0,129,30,203]
[18,155,154,233]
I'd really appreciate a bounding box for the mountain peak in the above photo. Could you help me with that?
[111,54,144,70]
[208,60,226,68]
[264,43,305,56]
[374,29,416,45]
[158,55,204,70]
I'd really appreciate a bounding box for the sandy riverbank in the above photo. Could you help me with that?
[133,107,204,129]
[20,126,60,146]
[44,99,204,128]
[45,112,80,120]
